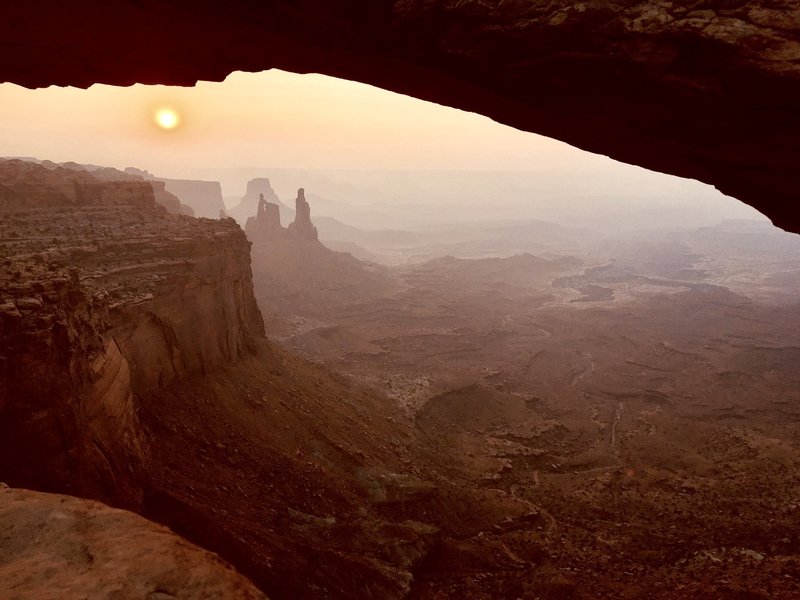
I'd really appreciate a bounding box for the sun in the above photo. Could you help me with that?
[154,107,180,130]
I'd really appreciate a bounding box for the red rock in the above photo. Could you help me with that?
[0,486,266,600]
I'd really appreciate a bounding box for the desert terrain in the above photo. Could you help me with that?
[251,194,800,598]
[1,159,799,598]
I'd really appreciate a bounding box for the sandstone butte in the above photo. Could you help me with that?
[1,2,799,231]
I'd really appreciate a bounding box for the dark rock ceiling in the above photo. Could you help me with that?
[2,1,798,231]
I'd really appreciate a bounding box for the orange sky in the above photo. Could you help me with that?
[0,69,630,175]
[0,68,767,225]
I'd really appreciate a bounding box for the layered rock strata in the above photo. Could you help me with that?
[0,159,263,502]
[0,159,453,599]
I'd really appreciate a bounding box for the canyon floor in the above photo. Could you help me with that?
[254,220,800,599]
[2,160,800,599]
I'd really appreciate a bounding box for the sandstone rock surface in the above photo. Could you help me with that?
[1,3,798,230]
[0,486,266,600]
[0,159,264,502]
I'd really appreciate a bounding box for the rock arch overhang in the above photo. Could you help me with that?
[2,1,798,231]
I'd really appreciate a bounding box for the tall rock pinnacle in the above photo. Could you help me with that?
[287,188,318,242]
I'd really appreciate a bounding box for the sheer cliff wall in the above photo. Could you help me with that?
[0,160,264,504]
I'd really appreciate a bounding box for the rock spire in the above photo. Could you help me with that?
[286,188,318,242]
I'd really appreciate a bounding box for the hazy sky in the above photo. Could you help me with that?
[0,69,671,175]
[0,69,765,225]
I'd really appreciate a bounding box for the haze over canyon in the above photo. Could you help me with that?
[1,151,799,598]
[1,5,800,596]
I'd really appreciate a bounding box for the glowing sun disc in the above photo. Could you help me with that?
[155,108,180,130]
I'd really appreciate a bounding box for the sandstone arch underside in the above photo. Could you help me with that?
[2,1,798,231]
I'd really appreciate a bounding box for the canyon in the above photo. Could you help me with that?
[2,2,799,595]
[247,186,800,598]
[0,161,497,598]
[2,160,800,597]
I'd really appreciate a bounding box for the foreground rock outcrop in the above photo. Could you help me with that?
[0,485,266,599]
[1,3,799,231]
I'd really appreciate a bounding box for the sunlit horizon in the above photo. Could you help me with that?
[0,68,766,226]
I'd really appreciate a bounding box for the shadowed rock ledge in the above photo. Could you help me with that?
[0,485,266,599]
[1,2,799,230]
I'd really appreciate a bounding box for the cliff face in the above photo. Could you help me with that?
[16,160,196,216]
[0,159,447,599]
[0,159,263,503]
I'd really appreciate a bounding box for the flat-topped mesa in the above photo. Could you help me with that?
[246,178,278,203]
[121,168,210,217]
[245,192,283,241]
[287,188,318,242]
[158,178,224,219]
[149,180,195,217]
